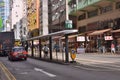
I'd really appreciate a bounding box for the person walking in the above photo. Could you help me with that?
[111,42,115,54]
[102,45,106,54]
[42,44,49,58]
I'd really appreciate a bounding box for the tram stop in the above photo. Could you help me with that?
[25,29,78,63]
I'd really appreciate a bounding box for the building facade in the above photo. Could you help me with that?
[11,0,27,40]
[0,0,4,31]
[4,0,10,30]
[69,0,120,53]
[27,0,40,38]
[39,0,48,35]
[48,0,66,33]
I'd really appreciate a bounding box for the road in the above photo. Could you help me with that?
[0,57,120,80]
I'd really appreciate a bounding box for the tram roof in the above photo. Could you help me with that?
[27,29,78,41]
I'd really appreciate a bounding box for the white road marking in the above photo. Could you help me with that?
[34,68,56,77]
[76,58,113,63]
[19,72,28,74]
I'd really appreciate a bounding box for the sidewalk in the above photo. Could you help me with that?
[75,53,120,70]
[28,50,120,70]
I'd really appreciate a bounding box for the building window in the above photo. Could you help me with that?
[24,27,26,35]
[78,13,86,21]
[86,22,98,31]
[78,26,86,33]
[100,5,113,14]
[116,2,120,9]
[16,15,18,17]
[88,9,98,18]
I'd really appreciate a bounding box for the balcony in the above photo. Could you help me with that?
[69,0,101,15]
[68,0,72,3]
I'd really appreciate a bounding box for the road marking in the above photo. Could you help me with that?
[34,68,56,77]
[74,63,120,71]
[76,58,120,71]
[76,58,114,63]
[0,62,16,80]
[19,72,28,75]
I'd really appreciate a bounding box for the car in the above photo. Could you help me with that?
[0,49,11,57]
[8,46,28,61]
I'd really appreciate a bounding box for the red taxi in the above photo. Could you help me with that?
[8,46,28,61]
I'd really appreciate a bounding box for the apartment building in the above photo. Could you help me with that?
[11,0,27,40]
[0,0,4,31]
[27,0,40,38]
[69,0,120,53]
[39,0,48,35]
[48,0,66,33]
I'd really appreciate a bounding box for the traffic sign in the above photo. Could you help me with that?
[65,20,73,29]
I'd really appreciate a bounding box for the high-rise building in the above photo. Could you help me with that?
[11,0,27,40]
[69,0,120,53]
[0,0,4,19]
[4,0,9,21]
[27,0,40,38]
[39,0,48,35]
[48,0,66,33]
[4,0,10,31]
[0,0,4,31]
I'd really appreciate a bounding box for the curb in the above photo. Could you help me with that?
[29,57,70,65]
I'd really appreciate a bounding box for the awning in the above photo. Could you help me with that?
[111,29,120,33]
[78,31,93,36]
[27,29,78,41]
[88,29,111,36]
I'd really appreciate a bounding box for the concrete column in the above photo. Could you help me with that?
[39,39,41,58]
[113,1,116,10]
[31,40,34,57]
[65,34,69,62]
[49,37,52,60]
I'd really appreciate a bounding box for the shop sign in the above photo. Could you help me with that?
[77,36,85,41]
[104,36,113,40]
[77,48,85,54]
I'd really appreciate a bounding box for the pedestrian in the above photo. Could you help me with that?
[102,45,106,54]
[24,42,28,52]
[63,46,65,53]
[42,44,49,58]
[111,42,115,54]
[117,44,120,52]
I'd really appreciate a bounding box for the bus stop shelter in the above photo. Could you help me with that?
[26,29,78,63]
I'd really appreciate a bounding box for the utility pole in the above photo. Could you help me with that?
[66,0,69,20]
[65,0,69,63]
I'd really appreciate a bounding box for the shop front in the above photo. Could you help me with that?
[87,28,112,53]
[76,36,87,53]
[111,29,120,53]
